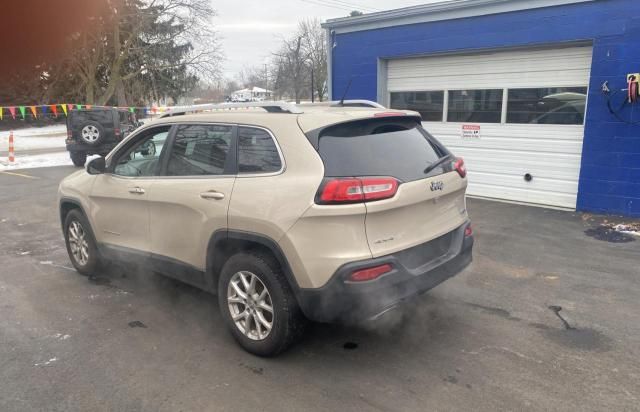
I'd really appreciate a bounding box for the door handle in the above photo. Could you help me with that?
[128,186,145,195]
[200,191,225,200]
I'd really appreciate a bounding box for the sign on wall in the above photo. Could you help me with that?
[462,124,481,139]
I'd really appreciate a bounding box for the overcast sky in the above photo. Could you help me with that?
[213,0,443,79]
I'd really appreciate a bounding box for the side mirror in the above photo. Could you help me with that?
[87,157,106,175]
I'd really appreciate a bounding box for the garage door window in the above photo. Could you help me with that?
[507,87,587,124]
[447,89,503,123]
[390,91,444,121]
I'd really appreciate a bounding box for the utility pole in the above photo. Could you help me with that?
[264,63,268,99]
[311,67,315,103]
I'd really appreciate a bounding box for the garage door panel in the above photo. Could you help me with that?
[387,45,591,208]
[467,183,578,209]
[425,123,585,141]
[453,153,582,182]
[389,71,589,90]
[469,171,579,195]
[433,135,583,154]
[388,47,592,90]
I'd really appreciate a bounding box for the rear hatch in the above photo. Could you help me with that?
[310,115,469,258]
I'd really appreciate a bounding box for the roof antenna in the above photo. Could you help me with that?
[338,77,354,106]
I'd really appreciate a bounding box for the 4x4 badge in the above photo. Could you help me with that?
[430,181,444,191]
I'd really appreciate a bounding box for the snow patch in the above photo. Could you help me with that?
[0,125,66,151]
[34,357,58,366]
[0,151,72,171]
[614,224,640,237]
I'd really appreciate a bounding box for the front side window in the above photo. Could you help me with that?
[390,91,444,121]
[166,124,232,176]
[507,87,587,125]
[112,126,170,177]
[447,89,503,123]
[238,127,282,174]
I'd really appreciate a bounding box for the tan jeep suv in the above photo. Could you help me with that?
[58,101,473,356]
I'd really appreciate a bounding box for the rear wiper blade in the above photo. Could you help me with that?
[423,154,452,175]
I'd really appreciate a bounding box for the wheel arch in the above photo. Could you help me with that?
[59,197,87,231]
[206,230,301,297]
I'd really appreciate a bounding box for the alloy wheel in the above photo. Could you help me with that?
[227,271,274,340]
[68,220,89,266]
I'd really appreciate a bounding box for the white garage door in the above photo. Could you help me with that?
[387,45,592,209]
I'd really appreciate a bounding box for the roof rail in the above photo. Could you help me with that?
[331,99,385,108]
[297,99,385,109]
[159,101,303,118]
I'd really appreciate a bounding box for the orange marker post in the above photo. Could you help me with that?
[8,130,15,163]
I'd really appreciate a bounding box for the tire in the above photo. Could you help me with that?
[79,121,105,145]
[218,251,306,357]
[63,209,100,276]
[70,151,87,167]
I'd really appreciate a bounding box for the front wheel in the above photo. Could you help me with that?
[70,151,87,167]
[64,209,100,276]
[218,252,306,356]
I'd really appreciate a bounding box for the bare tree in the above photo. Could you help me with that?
[299,18,327,102]
[273,34,310,103]
[64,0,222,105]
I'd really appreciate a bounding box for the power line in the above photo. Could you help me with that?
[299,0,356,12]
[323,0,381,12]
[299,0,377,13]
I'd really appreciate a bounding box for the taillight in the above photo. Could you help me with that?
[465,225,473,237]
[454,158,467,178]
[349,264,393,282]
[115,128,121,139]
[317,177,399,204]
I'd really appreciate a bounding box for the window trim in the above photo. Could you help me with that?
[236,124,286,178]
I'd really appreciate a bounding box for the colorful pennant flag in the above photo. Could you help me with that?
[0,108,3,121]
[8,107,16,119]
[50,104,58,117]
[86,105,92,110]
[61,104,68,117]
[29,106,37,119]
[129,107,135,113]
[76,104,83,110]
[41,105,48,117]
[18,106,26,119]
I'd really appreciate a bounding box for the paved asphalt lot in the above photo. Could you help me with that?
[1,166,639,411]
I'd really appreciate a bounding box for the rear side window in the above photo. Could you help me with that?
[166,124,233,176]
[238,127,282,174]
[317,118,447,182]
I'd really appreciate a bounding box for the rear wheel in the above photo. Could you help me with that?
[218,252,306,356]
[64,209,99,276]
[70,151,87,167]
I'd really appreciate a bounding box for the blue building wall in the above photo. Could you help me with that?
[331,0,640,217]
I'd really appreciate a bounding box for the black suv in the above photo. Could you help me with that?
[66,108,139,166]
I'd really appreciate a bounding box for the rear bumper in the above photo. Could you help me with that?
[66,140,118,156]
[296,222,473,323]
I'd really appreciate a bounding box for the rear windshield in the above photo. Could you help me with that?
[317,118,449,182]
